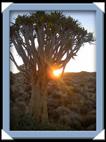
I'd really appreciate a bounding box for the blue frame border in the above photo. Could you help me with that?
[3,3,104,139]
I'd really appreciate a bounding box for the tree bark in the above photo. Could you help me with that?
[41,89,48,124]
[29,74,48,126]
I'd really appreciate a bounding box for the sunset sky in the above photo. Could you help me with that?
[10,11,96,73]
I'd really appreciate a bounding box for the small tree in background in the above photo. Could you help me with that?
[10,11,94,125]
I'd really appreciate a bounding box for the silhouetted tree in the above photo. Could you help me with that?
[10,11,94,125]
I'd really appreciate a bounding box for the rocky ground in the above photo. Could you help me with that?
[10,71,96,130]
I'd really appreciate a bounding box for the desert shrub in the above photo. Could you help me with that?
[70,119,83,130]
[82,114,96,128]
[87,110,96,115]
[86,124,96,130]
[58,115,71,126]
[37,122,71,130]
[68,111,83,130]
[15,113,36,130]
[10,110,38,130]
[54,106,71,116]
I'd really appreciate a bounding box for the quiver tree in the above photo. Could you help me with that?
[10,11,94,125]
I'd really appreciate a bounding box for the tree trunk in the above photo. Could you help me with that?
[29,75,48,126]
[40,80,48,124]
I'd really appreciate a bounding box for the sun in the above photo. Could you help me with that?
[48,65,63,79]
[53,69,62,78]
